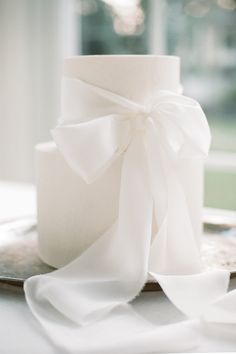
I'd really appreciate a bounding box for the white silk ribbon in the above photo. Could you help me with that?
[24,78,236,353]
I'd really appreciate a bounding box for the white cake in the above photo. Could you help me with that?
[36,55,203,268]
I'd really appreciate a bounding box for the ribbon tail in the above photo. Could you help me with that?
[145,120,235,321]
[146,119,202,275]
[24,132,153,327]
[153,270,231,319]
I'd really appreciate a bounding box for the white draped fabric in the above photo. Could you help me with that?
[24,78,236,353]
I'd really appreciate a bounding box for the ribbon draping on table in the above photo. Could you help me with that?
[24,78,236,353]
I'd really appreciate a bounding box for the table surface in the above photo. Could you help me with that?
[0,181,236,354]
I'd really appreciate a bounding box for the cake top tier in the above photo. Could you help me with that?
[63,55,180,103]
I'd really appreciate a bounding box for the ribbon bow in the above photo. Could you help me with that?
[48,77,211,323]
[53,79,210,184]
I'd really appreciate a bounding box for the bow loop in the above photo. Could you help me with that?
[150,90,211,159]
[52,115,131,184]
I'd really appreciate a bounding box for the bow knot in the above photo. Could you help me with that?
[135,102,154,131]
[133,112,149,131]
[140,101,153,117]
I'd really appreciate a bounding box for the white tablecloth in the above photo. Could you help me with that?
[0,181,236,353]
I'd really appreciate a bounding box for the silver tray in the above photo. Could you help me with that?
[0,211,236,292]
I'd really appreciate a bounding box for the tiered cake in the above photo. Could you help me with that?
[36,55,203,269]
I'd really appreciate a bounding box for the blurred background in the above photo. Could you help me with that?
[0,0,235,210]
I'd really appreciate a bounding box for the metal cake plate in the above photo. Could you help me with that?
[0,210,236,292]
